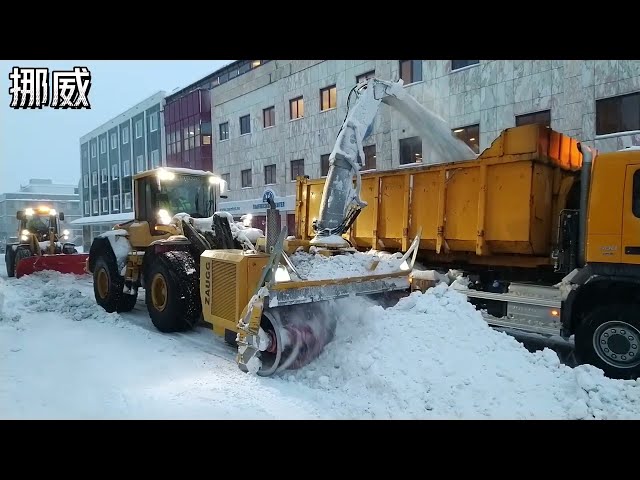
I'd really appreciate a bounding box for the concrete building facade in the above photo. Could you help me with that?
[75,91,166,250]
[0,179,82,252]
[210,60,640,234]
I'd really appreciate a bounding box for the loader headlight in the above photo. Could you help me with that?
[157,209,172,225]
[208,175,221,185]
[62,235,69,240]
[63,229,70,235]
[274,265,291,283]
[25,208,34,216]
[22,229,29,235]
[49,209,57,216]
[21,235,28,241]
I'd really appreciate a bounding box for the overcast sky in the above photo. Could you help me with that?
[0,60,234,193]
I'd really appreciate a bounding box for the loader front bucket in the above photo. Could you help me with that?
[16,253,90,278]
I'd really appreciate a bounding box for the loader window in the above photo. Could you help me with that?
[157,175,212,219]
[26,215,51,234]
[633,170,640,218]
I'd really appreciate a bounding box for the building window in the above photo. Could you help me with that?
[122,126,129,144]
[264,164,276,185]
[110,133,117,149]
[452,60,480,71]
[263,106,275,128]
[102,197,109,213]
[357,70,376,84]
[221,173,230,189]
[596,92,640,136]
[241,168,252,188]
[291,159,304,181]
[149,112,158,132]
[84,201,90,215]
[83,174,89,188]
[124,192,132,210]
[111,164,119,179]
[112,195,120,211]
[101,168,108,183]
[100,138,106,154]
[92,171,98,186]
[362,144,377,170]
[219,122,229,141]
[320,85,337,111]
[136,155,145,173]
[399,136,423,164]
[151,149,160,168]
[320,154,331,177]
[91,143,96,157]
[92,199,99,214]
[123,160,131,177]
[135,119,143,139]
[516,110,551,128]
[399,60,423,84]
[290,96,304,120]
[240,115,251,135]
[453,124,480,154]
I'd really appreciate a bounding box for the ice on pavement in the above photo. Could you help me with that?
[1,257,638,419]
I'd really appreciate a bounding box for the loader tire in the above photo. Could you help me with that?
[575,303,640,380]
[93,251,138,313]
[5,247,16,278]
[144,251,201,333]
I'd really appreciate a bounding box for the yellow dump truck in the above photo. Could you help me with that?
[295,124,640,380]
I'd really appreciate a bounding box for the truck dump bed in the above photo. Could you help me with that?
[295,125,583,269]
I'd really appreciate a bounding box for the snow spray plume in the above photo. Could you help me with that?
[382,83,477,165]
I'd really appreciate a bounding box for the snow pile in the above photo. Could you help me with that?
[1,271,121,323]
[282,284,640,419]
[289,250,405,280]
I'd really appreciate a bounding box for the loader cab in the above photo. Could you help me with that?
[15,206,66,243]
[132,168,228,236]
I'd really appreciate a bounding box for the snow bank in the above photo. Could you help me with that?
[282,284,640,419]
[289,250,404,280]
[1,271,121,323]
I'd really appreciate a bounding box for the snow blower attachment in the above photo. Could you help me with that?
[5,206,88,278]
[200,221,421,376]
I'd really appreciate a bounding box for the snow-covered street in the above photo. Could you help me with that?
[1,254,639,420]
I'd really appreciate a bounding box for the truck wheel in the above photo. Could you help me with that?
[144,251,201,333]
[5,247,16,278]
[575,303,640,380]
[93,251,138,313]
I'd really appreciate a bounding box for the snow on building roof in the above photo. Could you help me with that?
[70,212,134,226]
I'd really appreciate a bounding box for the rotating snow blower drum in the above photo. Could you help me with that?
[246,302,338,376]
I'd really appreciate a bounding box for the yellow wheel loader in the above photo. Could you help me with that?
[5,205,87,278]
[87,167,239,328]
[89,77,444,376]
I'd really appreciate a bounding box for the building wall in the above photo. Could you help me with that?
[211,60,640,211]
[79,91,165,221]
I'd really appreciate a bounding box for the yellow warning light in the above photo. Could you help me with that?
[551,309,559,317]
